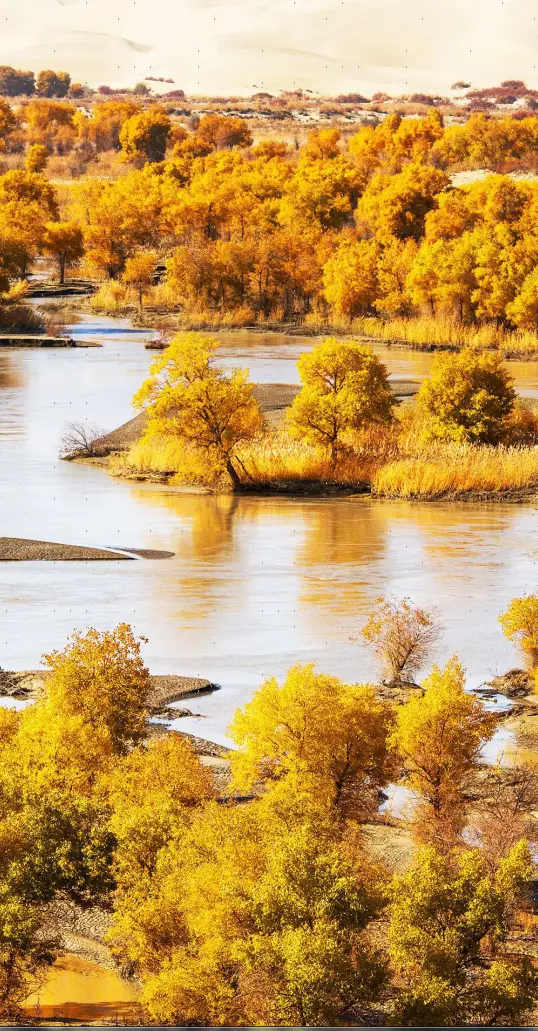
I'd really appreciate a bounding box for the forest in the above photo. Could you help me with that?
[3,90,538,346]
[0,600,538,1026]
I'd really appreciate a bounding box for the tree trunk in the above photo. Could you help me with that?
[226,458,241,491]
[330,441,339,467]
[59,253,66,285]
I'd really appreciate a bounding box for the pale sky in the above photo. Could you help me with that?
[1,0,538,96]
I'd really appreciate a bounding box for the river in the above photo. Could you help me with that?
[1,313,538,755]
[3,312,538,1016]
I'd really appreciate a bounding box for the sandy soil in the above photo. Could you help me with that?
[0,538,175,561]
[0,538,135,562]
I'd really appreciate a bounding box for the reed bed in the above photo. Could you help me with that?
[350,316,538,358]
[111,431,538,500]
[90,281,538,356]
[237,436,372,486]
[373,445,538,498]
[110,436,186,477]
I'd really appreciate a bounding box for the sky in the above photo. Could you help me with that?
[1,0,538,96]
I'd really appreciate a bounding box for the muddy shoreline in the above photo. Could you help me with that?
[0,538,176,562]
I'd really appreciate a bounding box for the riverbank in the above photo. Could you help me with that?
[86,403,538,503]
[0,669,219,707]
[66,290,538,359]
[0,538,176,561]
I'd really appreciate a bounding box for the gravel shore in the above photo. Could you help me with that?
[0,670,219,706]
[0,538,135,561]
[0,538,175,561]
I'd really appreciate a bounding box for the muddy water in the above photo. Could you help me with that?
[23,954,140,1022]
[2,315,538,747]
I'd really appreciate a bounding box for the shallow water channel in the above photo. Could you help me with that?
[2,313,538,1015]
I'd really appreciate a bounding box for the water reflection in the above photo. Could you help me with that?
[3,317,538,744]
[23,954,140,1023]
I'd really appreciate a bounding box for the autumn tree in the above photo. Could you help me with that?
[229,663,395,819]
[389,842,537,1026]
[195,113,253,150]
[0,99,18,151]
[42,623,151,754]
[469,765,538,867]
[356,163,449,243]
[361,597,441,683]
[82,99,140,152]
[120,107,171,164]
[0,889,58,1020]
[0,795,115,907]
[68,82,86,99]
[390,657,495,845]
[287,338,395,463]
[108,733,213,891]
[0,170,58,277]
[122,251,156,308]
[322,237,379,318]
[375,237,417,316]
[25,143,48,173]
[71,169,162,277]
[416,347,516,444]
[110,799,386,1027]
[0,66,34,97]
[506,265,538,328]
[36,69,71,98]
[42,221,84,284]
[500,593,538,669]
[24,99,76,151]
[133,334,263,489]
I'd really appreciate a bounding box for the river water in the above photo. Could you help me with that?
[1,315,538,753]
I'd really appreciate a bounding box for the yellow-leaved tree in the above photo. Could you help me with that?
[133,334,263,489]
[119,107,171,164]
[109,797,387,1027]
[108,733,214,892]
[416,347,516,444]
[122,251,157,309]
[390,657,495,845]
[500,593,538,670]
[389,842,537,1026]
[286,338,395,464]
[42,220,84,284]
[42,623,151,755]
[228,662,395,819]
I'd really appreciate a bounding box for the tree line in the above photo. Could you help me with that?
[4,108,538,328]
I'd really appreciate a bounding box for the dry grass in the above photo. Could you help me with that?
[111,431,372,489]
[90,281,130,314]
[351,316,538,358]
[90,282,538,356]
[109,412,538,499]
[237,435,371,486]
[110,436,186,477]
[373,445,538,499]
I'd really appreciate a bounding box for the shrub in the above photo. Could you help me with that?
[361,597,441,683]
[500,594,538,669]
[416,348,516,444]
